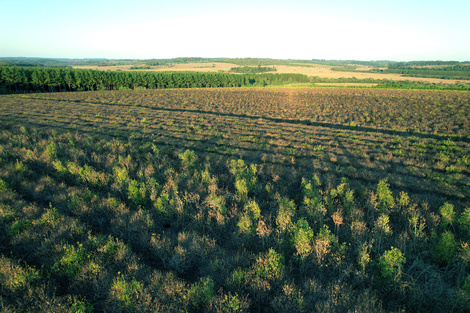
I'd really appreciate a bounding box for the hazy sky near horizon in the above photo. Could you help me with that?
[1,0,469,61]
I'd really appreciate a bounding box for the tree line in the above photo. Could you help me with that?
[377,64,470,80]
[0,66,310,94]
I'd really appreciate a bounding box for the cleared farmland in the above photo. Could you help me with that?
[1,87,470,312]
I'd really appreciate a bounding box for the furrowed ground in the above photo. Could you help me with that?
[0,88,470,312]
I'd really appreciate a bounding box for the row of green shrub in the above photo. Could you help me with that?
[1,125,469,311]
[0,66,310,94]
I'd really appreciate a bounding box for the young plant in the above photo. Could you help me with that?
[357,243,372,272]
[53,243,88,277]
[313,225,338,264]
[377,246,406,281]
[458,208,470,232]
[178,149,197,170]
[376,179,395,213]
[128,180,147,206]
[238,200,261,236]
[434,230,457,264]
[439,202,455,229]
[110,275,142,312]
[291,218,314,260]
[276,196,295,233]
[254,248,284,280]
[373,214,392,253]
[186,277,214,311]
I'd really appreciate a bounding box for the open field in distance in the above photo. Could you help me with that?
[72,62,470,85]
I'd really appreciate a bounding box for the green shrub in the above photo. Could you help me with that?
[53,244,88,277]
[179,149,197,170]
[52,159,68,178]
[14,159,27,172]
[397,191,410,209]
[373,214,392,252]
[0,204,15,222]
[313,225,339,263]
[408,209,426,246]
[228,268,249,290]
[220,292,247,312]
[45,140,58,159]
[357,243,372,272]
[0,178,9,191]
[98,236,122,260]
[187,277,214,311]
[128,180,147,206]
[463,275,470,295]
[113,166,129,185]
[37,204,62,227]
[301,176,320,199]
[255,248,284,280]
[0,257,40,291]
[107,197,121,208]
[459,208,470,231]
[291,218,314,259]
[154,190,174,216]
[229,159,258,196]
[439,202,455,228]
[276,196,295,232]
[376,179,395,212]
[235,178,249,202]
[111,275,142,312]
[434,230,457,264]
[70,297,94,313]
[9,219,33,236]
[377,246,406,281]
[238,200,261,235]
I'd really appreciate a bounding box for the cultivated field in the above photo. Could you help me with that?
[1,88,470,312]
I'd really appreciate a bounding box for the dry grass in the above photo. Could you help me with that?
[73,62,240,73]
[275,64,468,84]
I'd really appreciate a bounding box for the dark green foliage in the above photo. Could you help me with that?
[230,66,277,74]
[0,65,309,94]
[434,231,457,264]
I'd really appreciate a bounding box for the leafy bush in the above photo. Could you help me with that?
[439,202,455,228]
[255,248,284,280]
[377,247,406,281]
[110,275,142,312]
[70,297,94,313]
[128,180,147,206]
[53,244,88,277]
[276,196,296,233]
[238,200,261,236]
[463,275,470,295]
[45,140,58,159]
[458,208,470,232]
[186,277,214,311]
[434,231,457,264]
[376,179,395,212]
[9,219,33,236]
[179,149,197,170]
[0,178,9,191]
[291,218,314,259]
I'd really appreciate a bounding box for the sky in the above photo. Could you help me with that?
[1,0,469,61]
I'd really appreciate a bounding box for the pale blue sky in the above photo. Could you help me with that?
[1,0,469,61]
